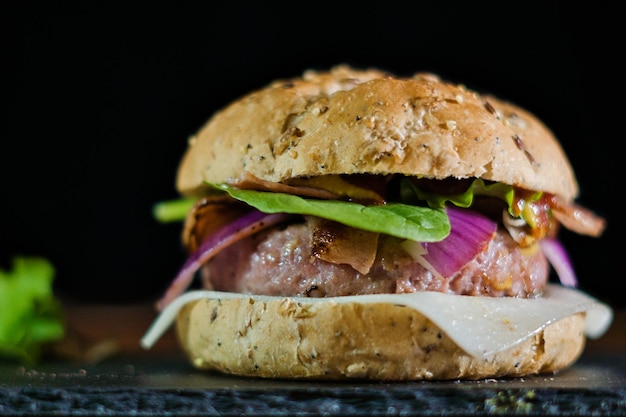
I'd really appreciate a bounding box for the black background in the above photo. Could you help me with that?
[2,3,621,308]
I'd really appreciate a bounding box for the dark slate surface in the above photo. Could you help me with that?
[1,354,625,416]
[2,386,625,416]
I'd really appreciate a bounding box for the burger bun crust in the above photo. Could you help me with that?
[176,296,586,381]
[176,65,578,201]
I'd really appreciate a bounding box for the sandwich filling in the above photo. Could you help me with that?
[155,173,605,311]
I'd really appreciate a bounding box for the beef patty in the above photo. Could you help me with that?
[201,217,548,298]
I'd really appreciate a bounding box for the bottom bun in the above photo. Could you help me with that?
[175,295,586,381]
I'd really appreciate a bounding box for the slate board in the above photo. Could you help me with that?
[1,352,624,416]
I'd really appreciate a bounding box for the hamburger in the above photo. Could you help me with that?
[141,65,613,381]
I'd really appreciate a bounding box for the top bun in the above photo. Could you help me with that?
[177,65,578,201]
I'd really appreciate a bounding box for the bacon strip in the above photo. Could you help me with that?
[548,195,606,237]
[228,171,386,204]
[227,171,339,199]
[182,196,250,252]
[309,218,379,274]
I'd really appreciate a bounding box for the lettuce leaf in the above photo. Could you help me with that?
[400,178,518,210]
[153,183,451,242]
[215,184,450,242]
[153,197,196,223]
[400,178,543,226]
[0,257,65,363]
[152,178,546,243]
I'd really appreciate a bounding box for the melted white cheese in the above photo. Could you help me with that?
[140,284,613,359]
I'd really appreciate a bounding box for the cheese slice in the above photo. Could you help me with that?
[140,284,613,359]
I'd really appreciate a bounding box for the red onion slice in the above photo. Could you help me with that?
[422,207,497,278]
[157,211,294,310]
[539,238,577,287]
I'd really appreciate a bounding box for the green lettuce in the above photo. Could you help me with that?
[153,183,451,242]
[153,197,196,223]
[0,257,65,363]
[400,178,543,226]
[152,178,545,243]
[400,178,517,210]
[214,184,450,242]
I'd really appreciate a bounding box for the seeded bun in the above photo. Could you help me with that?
[176,65,578,201]
[166,66,593,381]
[175,296,586,381]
